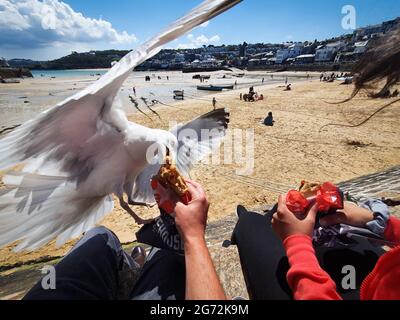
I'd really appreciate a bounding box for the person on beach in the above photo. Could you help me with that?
[284,84,292,91]
[231,196,400,300]
[132,86,136,96]
[248,87,256,102]
[262,111,274,126]
[24,180,226,301]
[212,97,217,110]
[231,26,400,300]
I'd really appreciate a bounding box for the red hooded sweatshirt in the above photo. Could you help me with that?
[283,216,400,300]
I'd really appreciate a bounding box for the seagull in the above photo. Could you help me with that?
[0,0,240,252]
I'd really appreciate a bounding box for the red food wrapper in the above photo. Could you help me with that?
[286,182,343,215]
[150,178,192,213]
[181,191,192,205]
[316,182,343,212]
[135,178,192,254]
[286,190,310,215]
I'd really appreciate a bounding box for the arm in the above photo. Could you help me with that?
[174,180,226,300]
[272,195,342,300]
[320,201,400,246]
[184,236,226,300]
[284,235,342,300]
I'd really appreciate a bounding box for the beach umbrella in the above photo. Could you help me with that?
[0,0,241,251]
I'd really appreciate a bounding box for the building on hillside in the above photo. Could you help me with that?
[294,54,315,64]
[353,41,369,54]
[249,51,274,60]
[334,40,369,63]
[248,53,276,67]
[285,57,296,65]
[302,42,318,55]
[353,17,400,41]
[288,43,304,58]
[315,41,346,62]
[248,59,261,67]
[334,52,357,63]
[275,48,290,64]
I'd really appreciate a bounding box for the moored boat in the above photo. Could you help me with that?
[197,84,234,91]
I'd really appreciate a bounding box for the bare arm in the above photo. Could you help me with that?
[174,180,226,300]
[184,236,226,300]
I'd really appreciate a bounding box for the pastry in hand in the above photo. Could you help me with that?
[155,155,191,204]
[298,180,321,198]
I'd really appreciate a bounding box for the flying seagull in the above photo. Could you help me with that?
[0,0,241,252]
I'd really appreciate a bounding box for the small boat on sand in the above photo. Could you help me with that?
[197,84,234,91]
[173,90,184,100]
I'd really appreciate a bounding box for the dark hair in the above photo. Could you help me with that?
[320,26,400,131]
[351,25,400,99]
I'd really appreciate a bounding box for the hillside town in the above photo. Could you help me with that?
[1,17,399,74]
[137,17,400,71]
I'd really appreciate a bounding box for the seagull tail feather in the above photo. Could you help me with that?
[0,171,113,252]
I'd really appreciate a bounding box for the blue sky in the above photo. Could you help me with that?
[1,0,399,60]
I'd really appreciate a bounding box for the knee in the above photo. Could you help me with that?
[86,226,115,237]
[83,226,120,246]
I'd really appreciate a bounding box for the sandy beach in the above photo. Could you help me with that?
[0,70,309,128]
[0,71,399,267]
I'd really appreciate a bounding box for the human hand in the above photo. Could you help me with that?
[174,180,209,243]
[272,194,318,242]
[319,201,374,228]
[151,178,180,214]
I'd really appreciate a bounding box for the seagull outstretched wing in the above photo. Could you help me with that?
[0,0,241,251]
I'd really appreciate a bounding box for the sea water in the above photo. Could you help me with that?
[31,69,109,78]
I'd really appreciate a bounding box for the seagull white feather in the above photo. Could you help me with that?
[0,0,239,251]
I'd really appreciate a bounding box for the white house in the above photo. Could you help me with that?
[275,48,290,64]
[288,43,304,58]
[353,41,369,54]
[315,42,345,62]
[294,54,315,64]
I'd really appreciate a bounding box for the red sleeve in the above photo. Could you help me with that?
[283,234,342,300]
[384,216,400,244]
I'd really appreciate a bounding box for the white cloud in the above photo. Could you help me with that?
[177,34,221,49]
[200,21,209,28]
[0,0,137,49]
